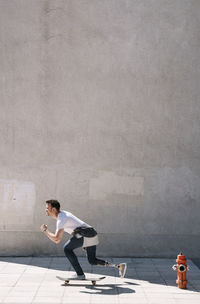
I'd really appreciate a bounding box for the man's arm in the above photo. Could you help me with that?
[40,224,64,244]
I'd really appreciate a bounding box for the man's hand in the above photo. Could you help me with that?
[40,224,48,232]
[40,226,64,244]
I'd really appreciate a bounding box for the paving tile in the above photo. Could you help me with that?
[174,300,200,304]
[144,289,172,296]
[90,296,119,303]
[36,286,65,297]
[62,298,91,304]
[32,296,62,303]
[6,290,36,298]
[173,293,200,299]
[15,273,44,287]
[0,287,12,296]
[0,274,21,287]
[119,298,148,304]
[62,300,89,304]
[145,293,175,298]
[3,296,34,303]
[148,300,176,304]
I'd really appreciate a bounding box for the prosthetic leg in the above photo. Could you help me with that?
[105,262,127,278]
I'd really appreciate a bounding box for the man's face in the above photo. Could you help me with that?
[46,203,53,216]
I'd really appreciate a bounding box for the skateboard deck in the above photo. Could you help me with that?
[56,275,106,286]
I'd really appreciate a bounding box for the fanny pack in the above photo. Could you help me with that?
[73,226,97,238]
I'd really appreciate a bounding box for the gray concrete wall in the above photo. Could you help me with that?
[0,0,200,257]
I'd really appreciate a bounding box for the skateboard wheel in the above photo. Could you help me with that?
[92,281,96,286]
[65,280,69,285]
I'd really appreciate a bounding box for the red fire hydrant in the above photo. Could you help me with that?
[172,252,189,289]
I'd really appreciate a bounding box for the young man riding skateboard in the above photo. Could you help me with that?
[40,199,127,279]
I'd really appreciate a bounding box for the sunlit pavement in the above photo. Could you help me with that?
[0,257,199,303]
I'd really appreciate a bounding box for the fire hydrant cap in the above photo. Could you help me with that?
[177,253,186,262]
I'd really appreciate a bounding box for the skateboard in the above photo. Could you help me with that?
[56,275,106,286]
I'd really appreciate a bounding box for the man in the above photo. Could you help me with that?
[40,199,127,279]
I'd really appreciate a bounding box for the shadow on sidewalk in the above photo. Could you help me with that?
[60,281,138,295]
[1,256,198,293]
[81,282,136,295]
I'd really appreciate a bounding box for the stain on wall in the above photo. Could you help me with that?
[89,171,144,200]
[0,180,36,231]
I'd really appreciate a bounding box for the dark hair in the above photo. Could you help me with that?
[46,199,60,212]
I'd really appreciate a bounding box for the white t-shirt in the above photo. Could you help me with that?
[56,210,90,235]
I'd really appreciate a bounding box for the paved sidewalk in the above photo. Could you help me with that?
[0,257,199,304]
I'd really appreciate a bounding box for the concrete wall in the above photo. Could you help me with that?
[0,0,200,257]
